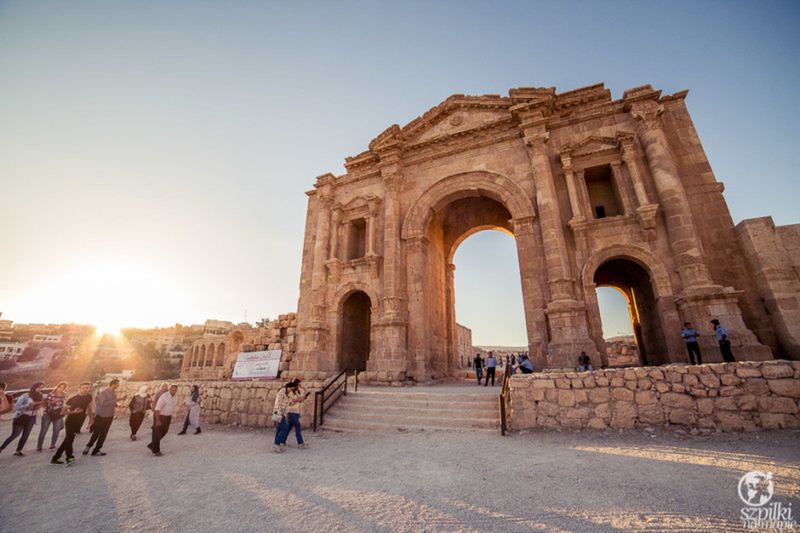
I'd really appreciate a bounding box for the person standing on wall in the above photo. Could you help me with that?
[484,352,497,386]
[128,385,151,441]
[83,378,119,457]
[148,384,178,457]
[37,381,67,451]
[51,382,94,466]
[0,381,44,456]
[473,353,483,385]
[711,319,736,362]
[681,322,702,365]
[178,385,202,435]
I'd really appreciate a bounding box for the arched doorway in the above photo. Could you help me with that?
[593,258,667,365]
[407,191,537,380]
[338,291,371,372]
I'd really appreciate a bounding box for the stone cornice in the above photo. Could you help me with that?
[326,82,688,190]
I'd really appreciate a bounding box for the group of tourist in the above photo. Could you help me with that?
[0,379,204,465]
[681,319,736,364]
[470,318,736,383]
[472,351,536,386]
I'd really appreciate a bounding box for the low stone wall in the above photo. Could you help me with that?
[509,360,800,432]
[116,379,326,430]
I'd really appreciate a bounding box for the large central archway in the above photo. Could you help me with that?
[402,171,545,381]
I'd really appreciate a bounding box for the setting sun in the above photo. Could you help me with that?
[14,258,185,330]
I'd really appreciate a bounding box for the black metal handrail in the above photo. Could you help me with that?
[499,362,512,435]
[312,369,357,431]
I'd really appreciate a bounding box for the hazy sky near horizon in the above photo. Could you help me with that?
[1,1,799,344]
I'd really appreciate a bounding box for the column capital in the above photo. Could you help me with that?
[628,100,664,132]
[510,215,537,236]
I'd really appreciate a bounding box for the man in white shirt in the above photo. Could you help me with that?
[147,384,177,457]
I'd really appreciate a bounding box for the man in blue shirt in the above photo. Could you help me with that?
[484,352,497,386]
[711,319,736,362]
[681,322,702,365]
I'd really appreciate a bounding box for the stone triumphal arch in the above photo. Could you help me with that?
[292,83,800,383]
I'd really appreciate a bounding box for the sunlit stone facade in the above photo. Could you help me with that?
[292,83,800,383]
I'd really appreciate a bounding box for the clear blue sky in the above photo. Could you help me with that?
[1,1,798,343]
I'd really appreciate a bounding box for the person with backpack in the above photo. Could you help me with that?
[128,385,151,441]
[0,381,44,456]
[37,381,68,451]
[52,382,94,466]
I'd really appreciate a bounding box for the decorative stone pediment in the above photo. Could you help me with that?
[561,135,619,158]
[336,194,381,220]
[366,96,511,153]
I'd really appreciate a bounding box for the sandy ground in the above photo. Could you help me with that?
[0,417,798,533]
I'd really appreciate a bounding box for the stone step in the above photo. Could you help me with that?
[323,410,497,426]
[344,390,500,403]
[321,414,499,432]
[331,402,497,419]
[335,395,497,410]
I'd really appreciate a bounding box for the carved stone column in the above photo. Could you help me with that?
[511,215,549,370]
[515,112,598,368]
[609,161,635,215]
[559,154,586,224]
[620,136,658,235]
[379,153,405,319]
[404,235,429,380]
[310,178,334,324]
[629,100,713,290]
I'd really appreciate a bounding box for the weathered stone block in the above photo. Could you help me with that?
[758,396,799,414]
[761,364,794,379]
[611,388,634,402]
[768,379,800,398]
[611,402,637,429]
[635,390,657,405]
[661,392,694,410]
[669,409,696,426]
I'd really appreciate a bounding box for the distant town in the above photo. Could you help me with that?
[1,313,639,390]
[0,315,252,389]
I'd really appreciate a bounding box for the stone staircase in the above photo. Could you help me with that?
[321,385,500,432]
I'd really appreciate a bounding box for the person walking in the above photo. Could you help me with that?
[271,382,292,453]
[0,381,44,456]
[148,384,177,457]
[178,385,202,435]
[473,353,483,385]
[83,378,119,457]
[711,319,736,362]
[484,352,497,386]
[37,381,67,451]
[128,385,150,441]
[280,380,309,449]
[681,322,702,365]
[52,382,94,466]
[153,382,169,408]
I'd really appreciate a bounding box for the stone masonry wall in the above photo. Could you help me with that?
[116,379,326,430]
[509,361,800,432]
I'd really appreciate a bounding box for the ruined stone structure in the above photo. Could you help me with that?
[456,323,472,368]
[294,82,800,384]
[181,313,298,380]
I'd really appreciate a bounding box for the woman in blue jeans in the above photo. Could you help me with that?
[0,381,44,456]
[281,380,309,449]
[37,381,67,451]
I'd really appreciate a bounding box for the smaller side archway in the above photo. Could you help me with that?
[582,245,682,366]
[216,343,225,366]
[337,290,373,372]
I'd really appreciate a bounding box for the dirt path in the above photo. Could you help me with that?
[1,419,798,532]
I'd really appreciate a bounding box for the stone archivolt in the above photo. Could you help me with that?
[289,82,799,384]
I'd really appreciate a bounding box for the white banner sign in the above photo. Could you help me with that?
[231,350,282,380]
